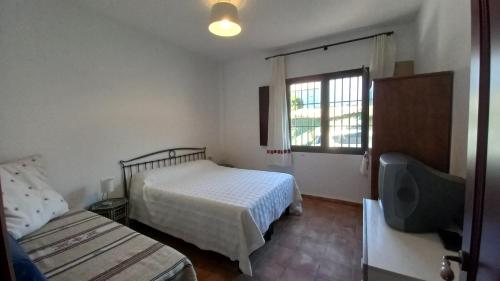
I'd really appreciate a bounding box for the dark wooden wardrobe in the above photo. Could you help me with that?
[370,71,454,199]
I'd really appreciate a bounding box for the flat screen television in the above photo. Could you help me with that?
[379,153,465,233]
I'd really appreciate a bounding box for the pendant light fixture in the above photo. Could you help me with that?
[209,1,241,37]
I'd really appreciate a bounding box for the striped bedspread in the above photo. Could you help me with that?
[18,209,197,281]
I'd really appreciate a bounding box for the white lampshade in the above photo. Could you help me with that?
[209,2,241,37]
[100,178,115,193]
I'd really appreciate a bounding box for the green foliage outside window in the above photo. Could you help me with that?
[291,97,304,110]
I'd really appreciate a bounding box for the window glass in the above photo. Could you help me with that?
[329,76,363,148]
[289,81,321,146]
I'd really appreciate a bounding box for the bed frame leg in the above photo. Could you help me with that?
[264,206,290,242]
[264,223,274,241]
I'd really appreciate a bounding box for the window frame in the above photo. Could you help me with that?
[286,67,369,155]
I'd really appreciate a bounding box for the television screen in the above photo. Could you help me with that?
[379,153,465,233]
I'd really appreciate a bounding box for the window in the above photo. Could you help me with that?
[287,68,368,154]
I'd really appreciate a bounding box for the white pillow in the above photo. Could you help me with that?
[0,155,68,239]
[137,159,217,186]
[129,159,217,195]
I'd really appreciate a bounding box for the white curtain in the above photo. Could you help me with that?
[369,34,396,82]
[363,34,396,176]
[267,56,292,166]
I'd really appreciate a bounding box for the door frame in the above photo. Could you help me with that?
[462,0,491,280]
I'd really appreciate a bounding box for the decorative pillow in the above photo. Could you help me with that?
[7,233,48,281]
[0,155,68,239]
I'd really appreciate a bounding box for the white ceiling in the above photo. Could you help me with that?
[78,0,423,61]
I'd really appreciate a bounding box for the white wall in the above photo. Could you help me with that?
[0,0,466,208]
[415,0,471,177]
[0,0,221,208]
[220,22,416,203]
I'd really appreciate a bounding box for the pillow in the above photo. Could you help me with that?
[137,159,217,185]
[7,233,48,281]
[129,159,218,194]
[0,155,68,239]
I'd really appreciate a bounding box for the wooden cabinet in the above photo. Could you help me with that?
[371,72,453,199]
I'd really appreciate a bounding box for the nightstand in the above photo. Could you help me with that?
[89,198,129,226]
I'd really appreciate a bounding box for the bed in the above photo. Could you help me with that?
[120,147,303,276]
[19,209,197,281]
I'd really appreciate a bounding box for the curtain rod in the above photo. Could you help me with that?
[264,31,394,60]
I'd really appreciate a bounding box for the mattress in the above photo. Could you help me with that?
[19,209,197,281]
[128,160,303,276]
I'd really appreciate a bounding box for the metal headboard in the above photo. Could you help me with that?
[119,147,206,198]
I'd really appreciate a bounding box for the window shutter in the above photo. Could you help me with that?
[259,86,269,146]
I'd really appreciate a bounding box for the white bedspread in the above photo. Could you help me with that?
[128,160,302,276]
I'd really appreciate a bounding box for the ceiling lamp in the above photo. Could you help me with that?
[209,2,241,37]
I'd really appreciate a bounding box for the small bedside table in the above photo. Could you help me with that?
[89,198,129,226]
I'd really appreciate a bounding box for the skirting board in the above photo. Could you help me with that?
[301,194,362,208]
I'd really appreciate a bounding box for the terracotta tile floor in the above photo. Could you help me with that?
[131,197,363,281]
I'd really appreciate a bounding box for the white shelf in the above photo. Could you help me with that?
[362,199,460,281]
